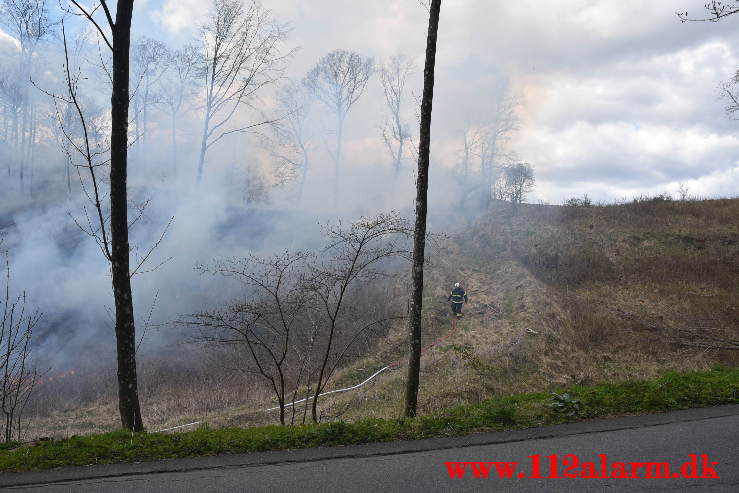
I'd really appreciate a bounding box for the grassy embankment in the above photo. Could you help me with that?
[1,367,736,471]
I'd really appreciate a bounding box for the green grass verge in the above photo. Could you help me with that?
[2,367,737,472]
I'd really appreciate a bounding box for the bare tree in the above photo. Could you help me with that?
[189,214,409,425]
[67,0,144,431]
[0,0,55,189]
[268,79,313,202]
[498,162,535,210]
[0,0,54,54]
[380,54,415,176]
[0,74,24,176]
[303,212,410,423]
[196,0,290,182]
[455,127,481,210]
[720,70,739,119]
[0,251,41,444]
[188,251,310,425]
[156,44,200,174]
[405,0,441,419]
[305,49,373,195]
[678,182,691,201]
[131,36,169,157]
[475,90,519,209]
[677,1,739,21]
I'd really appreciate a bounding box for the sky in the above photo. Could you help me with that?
[2,0,737,202]
[131,0,739,203]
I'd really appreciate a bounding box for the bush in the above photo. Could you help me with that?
[563,194,593,208]
[631,193,672,204]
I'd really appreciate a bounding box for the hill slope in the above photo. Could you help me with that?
[322,197,738,420]
[23,198,739,434]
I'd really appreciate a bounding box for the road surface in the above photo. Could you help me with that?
[1,405,737,492]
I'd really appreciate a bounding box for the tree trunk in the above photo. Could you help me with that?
[133,98,140,160]
[334,110,343,199]
[196,108,211,183]
[110,0,143,432]
[19,100,27,189]
[27,106,37,196]
[142,81,149,154]
[171,111,177,177]
[404,0,441,419]
[11,104,18,149]
[298,144,309,204]
[460,134,470,209]
[394,107,403,176]
[2,105,6,144]
[66,148,72,193]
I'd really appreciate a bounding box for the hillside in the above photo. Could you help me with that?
[316,197,738,420]
[23,197,739,435]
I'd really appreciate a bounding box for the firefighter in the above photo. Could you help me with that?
[448,282,468,319]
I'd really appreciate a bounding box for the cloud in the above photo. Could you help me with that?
[0,27,20,66]
[122,0,739,206]
[150,0,210,35]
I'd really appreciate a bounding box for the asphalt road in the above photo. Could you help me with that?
[2,405,737,492]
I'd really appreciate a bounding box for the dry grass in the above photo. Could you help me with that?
[319,198,737,419]
[19,198,739,439]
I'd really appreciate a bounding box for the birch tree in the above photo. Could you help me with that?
[380,54,414,176]
[455,127,481,210]
[156,44,200,174]
[475,91,518,209]
[305,49,373,195]
[269,79,313,202]
[131,36,169,156]
[196,0,289,182]
[0,0,55,189]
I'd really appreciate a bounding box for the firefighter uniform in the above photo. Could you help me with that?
[448,286,468,318]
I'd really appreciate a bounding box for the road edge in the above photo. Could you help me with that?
[2,404,737,488]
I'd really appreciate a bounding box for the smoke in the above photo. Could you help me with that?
[0,102,470,373]
[0,1,503,373]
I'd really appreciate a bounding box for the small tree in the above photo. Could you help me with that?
[305,49,373,195]
[303,212,409,423]
[188,251,310,425]
[188,213,409,425]
[498,162,535,210]
[1,251,41,444]
[678,183,690,201]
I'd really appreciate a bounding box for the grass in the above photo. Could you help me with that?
[2,367,736,472]
[16,198,739,445]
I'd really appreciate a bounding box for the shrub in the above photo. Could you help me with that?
[563,194,593,208]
